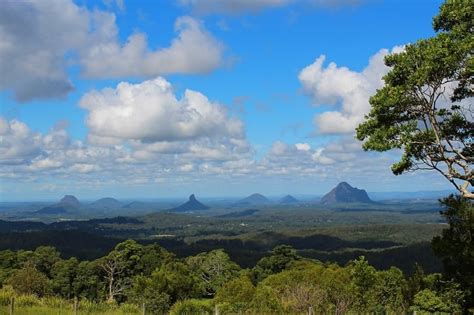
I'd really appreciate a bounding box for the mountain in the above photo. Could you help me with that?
[59,195,81,208]
[90,197,121,209]
[235,193,269,206]
[170,194,209,212]
[280,195,298,204]
[36,195,81,215]
[321,182,372,205]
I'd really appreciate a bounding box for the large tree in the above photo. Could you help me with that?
[356,0,473,199]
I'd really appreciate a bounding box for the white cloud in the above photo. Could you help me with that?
[0,118,42,164]
[79,77,244,142]
[80,16,224,78]
[0,0,224,101]
[0,117,448,196]
[299,46,404,134]
[29,158,63,171]
[295,142,311,151]
[0,116,253,183]
[69,163,101,173]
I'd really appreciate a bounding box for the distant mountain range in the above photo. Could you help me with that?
[321,182,373,205]
[235,193,269,206]
[170,194,209,212]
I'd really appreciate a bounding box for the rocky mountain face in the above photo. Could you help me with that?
[321,182,372,204]
[170,194,209,212]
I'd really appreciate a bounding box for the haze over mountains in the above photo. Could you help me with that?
[26,181,445,219]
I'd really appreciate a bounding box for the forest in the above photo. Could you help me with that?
[0,240,465,314]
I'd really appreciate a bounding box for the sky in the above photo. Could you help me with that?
[0,0,452,201]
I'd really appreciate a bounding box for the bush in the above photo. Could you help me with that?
[215,275,255,306]
[7,261,51,296]
[249,285,284,314]
[410,289,461,314]
[169,299,213,315]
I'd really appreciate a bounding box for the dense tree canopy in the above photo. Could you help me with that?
[0,241,467,314]
[356,0,473,199]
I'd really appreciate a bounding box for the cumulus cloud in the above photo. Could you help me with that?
[0,115,253,183]
[80,16,224,78]
[259,136,399,181]
[299,46,404,134]
[79,77,244,142]
[0,117,446,196]
[0,118,42,164]
[0,0,224,101]
[295,143,311,151]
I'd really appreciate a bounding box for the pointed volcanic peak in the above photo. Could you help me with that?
[321,182,373,205]
[280,195,298,204]
[90,197,122,209]
[235,193,269,206]
[170,194,210,212]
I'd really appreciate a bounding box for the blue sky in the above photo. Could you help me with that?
[0,0,451,201]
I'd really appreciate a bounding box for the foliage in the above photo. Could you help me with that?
[31,246,61,278]
[127,275,172,314]
[349,256,377,311]
[248,285,284,314]
[356,0,473,199]
[7,261,51,296]
[0,238,468,313]
[51,257,79,299]
[411,288,461,314]
[432,195,474,307]
[251,244,300,283]
[186,249,241,296]
[372,267,408,313]
[214,274,255,304]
